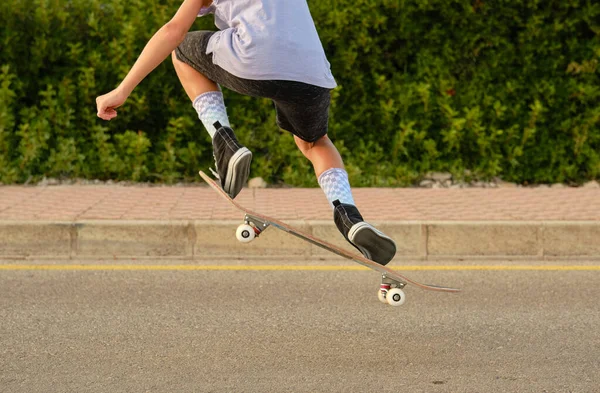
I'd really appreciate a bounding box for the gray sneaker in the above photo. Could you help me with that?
[333,200,396,265]
[211,122,252,199]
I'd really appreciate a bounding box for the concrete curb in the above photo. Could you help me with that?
[1,220,599,260]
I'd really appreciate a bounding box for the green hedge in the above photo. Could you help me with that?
[1,0,599,185]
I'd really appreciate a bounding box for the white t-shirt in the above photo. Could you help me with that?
[199,0,337,89]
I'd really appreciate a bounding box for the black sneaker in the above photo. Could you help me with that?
[333,200,396,265]
[211,121,252,199]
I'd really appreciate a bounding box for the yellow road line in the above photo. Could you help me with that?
[0,265,599,271]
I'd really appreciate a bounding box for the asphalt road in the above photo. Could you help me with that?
[0,260,599,393]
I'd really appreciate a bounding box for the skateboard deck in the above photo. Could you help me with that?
[200,170,460,305]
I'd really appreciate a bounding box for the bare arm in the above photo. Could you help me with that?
[96,0,210,120]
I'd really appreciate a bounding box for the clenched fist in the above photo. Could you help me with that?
[96,89,128,121]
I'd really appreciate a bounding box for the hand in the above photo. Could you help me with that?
[96,88,128,121]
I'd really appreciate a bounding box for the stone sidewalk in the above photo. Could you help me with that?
[1,184,599,260]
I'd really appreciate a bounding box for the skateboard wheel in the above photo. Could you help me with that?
[236,224,256,243]
[377,290,388,304]
[386,288,406,306]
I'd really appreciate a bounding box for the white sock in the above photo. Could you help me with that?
[192,91,230,138]
[318,168,356,208]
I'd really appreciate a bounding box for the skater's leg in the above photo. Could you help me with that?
[295,134,396,265]
[171,36,251,198]
[276,82,396,264]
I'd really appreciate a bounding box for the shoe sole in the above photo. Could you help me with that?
[348,222,397,265]
[224,147,252,199]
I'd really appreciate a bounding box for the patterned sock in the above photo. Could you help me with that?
[318,168,356,208]
[192,91,230,138]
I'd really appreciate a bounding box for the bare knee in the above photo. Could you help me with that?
[295,134,331,158]
[294,136,316,156]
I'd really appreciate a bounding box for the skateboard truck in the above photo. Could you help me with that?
[236,214,270,243]
[379,273,407,306]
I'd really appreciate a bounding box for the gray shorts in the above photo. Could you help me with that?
[175,31,331,143]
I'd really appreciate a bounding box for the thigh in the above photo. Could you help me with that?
[176,31,278,98]
[273,83,331,143]
[175,31,229,85]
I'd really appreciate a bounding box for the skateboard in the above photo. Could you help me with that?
[200,170,460,306]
